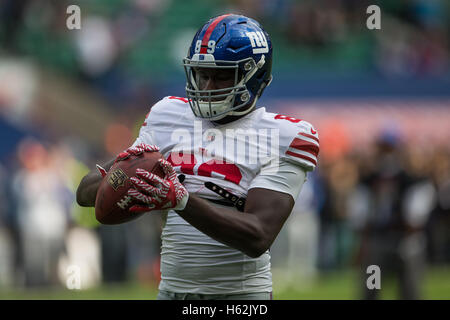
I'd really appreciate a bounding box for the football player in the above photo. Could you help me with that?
[77,14,319,300]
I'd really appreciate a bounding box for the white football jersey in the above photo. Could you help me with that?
[132,96,319,294]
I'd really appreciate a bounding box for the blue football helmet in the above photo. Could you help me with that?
[183,14,273,121]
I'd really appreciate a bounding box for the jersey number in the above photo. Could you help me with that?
[167,152,242,185]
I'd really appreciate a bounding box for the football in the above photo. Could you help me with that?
[95,151,165,225]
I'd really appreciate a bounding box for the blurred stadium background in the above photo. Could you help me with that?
[0,0,449,299]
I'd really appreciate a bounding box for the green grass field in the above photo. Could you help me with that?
[1,266,449,300]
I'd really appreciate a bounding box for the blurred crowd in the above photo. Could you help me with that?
[268,128,450,299]
[313,132,450,299]
[0,0,448,107]
[0,136,164,289]
[230,0,449,76]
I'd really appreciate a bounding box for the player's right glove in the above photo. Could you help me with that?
[96,143,160,178]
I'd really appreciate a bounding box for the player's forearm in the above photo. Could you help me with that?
[176,195,267,258]
[76,159,115,207]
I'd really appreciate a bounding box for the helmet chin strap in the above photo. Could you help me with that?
[227,98,257,116]
[205,97,257,121]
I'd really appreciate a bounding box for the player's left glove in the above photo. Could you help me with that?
[127,159,189,213]
[96,143,160,178]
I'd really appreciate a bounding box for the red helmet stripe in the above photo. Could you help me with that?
[200,14,232,54]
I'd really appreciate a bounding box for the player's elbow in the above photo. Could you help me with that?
[245,249,265,258]
[245,245,268,258]
[243,235,271,258]
[240,222,274,258]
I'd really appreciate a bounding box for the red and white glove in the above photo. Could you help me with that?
[115,143,159,163]
[127,159,189,213]
[96,143,160,178]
